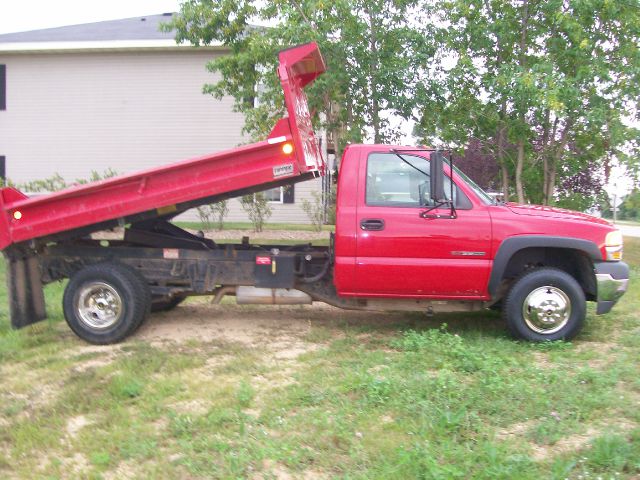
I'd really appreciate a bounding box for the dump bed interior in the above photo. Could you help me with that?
[0,42,326,252]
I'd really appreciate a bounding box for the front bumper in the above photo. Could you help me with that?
[594,261,630,315]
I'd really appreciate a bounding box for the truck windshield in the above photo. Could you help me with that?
[452,166,496,205]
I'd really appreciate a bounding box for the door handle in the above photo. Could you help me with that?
[360,219,385,231]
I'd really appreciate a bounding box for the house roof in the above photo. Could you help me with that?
[0,13,177,43]
[0,13,224,53]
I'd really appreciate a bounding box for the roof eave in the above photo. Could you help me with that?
[0,39,225,54]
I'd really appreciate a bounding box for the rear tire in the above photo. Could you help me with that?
[63,263,151,344]
[503,267,585,341]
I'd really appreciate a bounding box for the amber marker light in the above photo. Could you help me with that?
[282,143,294,155]
[13,211,22,220]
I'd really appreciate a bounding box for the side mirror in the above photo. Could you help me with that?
[430,151,446,203]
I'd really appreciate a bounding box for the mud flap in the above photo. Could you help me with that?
[5,254,47,328]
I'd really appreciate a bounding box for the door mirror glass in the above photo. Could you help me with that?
[429,151,446,203]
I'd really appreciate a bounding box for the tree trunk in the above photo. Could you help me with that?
[516,139,526,203]
[515,0,529,204]
[541,109,550,205]
[366,6,381,143]
[501,163,510,202]
[546,118,574,205]
[496,123,509,201]
[547,159,556,204]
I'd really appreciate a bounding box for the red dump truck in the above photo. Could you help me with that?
[0,43,629,344]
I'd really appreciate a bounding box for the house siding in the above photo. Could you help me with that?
[0,48,322,224]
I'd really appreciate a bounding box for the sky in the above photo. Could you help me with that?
[0,0,182,34]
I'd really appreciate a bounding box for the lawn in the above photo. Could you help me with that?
[0,239,638,479]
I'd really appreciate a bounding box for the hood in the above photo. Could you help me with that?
[506,203,612,226]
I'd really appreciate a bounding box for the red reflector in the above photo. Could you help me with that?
[255,256,272,265]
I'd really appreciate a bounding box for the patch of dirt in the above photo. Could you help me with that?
[573,341,618,354]
[531,351,554,369]
[4,383,60,421]
[66,415,93,438]
[71,355,118,373]
[498,418,638,461]
[573,341,619,369]
[59,453,90,476]
[132,300,401,350]
[530,427,601,461]
[254,459,328,480]
[495,419,538,441]
[103,459,137,480]
[133,304,338,359]
[63,344,126,373]
[168,399,210,416]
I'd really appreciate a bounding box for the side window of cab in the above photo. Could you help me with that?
[365,153,471,209]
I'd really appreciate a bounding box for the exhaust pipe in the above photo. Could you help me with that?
[236,286,312,305]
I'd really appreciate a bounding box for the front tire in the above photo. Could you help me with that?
[503,268,585,341]
[63,263,151,344]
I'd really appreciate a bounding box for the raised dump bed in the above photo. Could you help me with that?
[0,42,326,252]
[0,42,327,331]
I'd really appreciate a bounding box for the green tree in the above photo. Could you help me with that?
[416,0,640,205]
[619,189,640,221]
[165,0,429,156]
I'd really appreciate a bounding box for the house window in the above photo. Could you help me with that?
[264,186,295,204]
[264,187,283,203]
[0,65,5,110]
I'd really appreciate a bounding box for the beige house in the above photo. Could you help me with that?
[0,13,322,223]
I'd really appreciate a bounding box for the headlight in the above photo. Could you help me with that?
[605,230,623,261]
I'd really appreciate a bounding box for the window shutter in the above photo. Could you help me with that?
[0,65,5,110]
[283,185,295,203]
[0,156,4,182]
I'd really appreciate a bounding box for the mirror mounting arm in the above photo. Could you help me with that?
[419,202,457,219]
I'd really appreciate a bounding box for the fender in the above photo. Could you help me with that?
[488,235,602,297]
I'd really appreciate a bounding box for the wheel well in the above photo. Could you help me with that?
[498,247,596,301]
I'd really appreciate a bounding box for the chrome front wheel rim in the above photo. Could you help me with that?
[76,282,123,330]
[522,286,571,334]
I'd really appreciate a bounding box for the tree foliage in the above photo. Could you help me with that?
[619,189,640,221]
[415,0,640,204]
[165,0,430,154]
[167,0,640,208]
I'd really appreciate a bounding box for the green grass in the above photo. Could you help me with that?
[0,238,638,479]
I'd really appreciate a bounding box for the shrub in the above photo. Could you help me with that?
[301,191,325,232]
[240,192,272,232]
[196,200,229,231]
[8,169,120,193]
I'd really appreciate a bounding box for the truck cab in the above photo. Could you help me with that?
[333,145,629,341]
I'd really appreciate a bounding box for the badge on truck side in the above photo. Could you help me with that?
[273,163,294,178]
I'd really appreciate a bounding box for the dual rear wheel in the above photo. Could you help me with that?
[63,263,151,345]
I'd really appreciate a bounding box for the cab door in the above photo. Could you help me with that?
[354,152,492,299]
